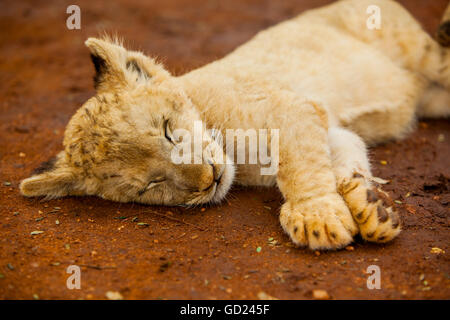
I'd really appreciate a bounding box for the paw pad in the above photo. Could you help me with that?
[338,173,401,244]
[280,195,356,250]
[366,189,378,203]
[377,205,388,223]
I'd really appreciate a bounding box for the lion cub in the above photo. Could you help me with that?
[20,0,450,250]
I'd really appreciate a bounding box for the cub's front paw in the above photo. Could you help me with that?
[279,194,357,250]
[338,173,401,243]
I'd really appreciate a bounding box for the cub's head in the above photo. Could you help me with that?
[20,37,234,205]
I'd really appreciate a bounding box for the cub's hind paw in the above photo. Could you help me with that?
[279,194,357,251]
[338,173,401,243]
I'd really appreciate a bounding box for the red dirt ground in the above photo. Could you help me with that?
[0,0,449,300]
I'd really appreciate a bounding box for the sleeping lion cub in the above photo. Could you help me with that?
[20,0,450,250]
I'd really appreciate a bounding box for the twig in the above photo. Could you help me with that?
[176,232,187,240]
[141,210,208,231]
[79,264,117,270]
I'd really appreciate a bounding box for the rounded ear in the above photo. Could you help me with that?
[20,154,83,199]
[20,169,77,199]
[85,37,128,91]
[85,36,171,92]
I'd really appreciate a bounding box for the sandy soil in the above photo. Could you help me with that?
[0,0,449,299]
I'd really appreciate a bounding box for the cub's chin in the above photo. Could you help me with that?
[209,163,235,204]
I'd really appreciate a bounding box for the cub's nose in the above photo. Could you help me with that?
[212,163,224,183]
[199,163,224,192]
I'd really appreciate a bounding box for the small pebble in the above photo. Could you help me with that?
[313,289,330,300]
[257,291,279,300]
[137,222,149,227]
[105,291,123,300]
[430,247,445,254]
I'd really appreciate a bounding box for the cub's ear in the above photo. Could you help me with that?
[20,154,82,199]
[85,37,171,92]
[85,37,128,91]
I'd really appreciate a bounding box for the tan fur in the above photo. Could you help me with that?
[20,0,450,250]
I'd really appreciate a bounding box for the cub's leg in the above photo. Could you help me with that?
[276,98,358,250]
[413,38,450,92]
[417,84,450,119]
[323,0,450,90]
[344,79,422,146]
[328,127,401,243]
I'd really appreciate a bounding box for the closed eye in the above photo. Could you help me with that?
[164,119,175,145]
[138,178,166,196]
